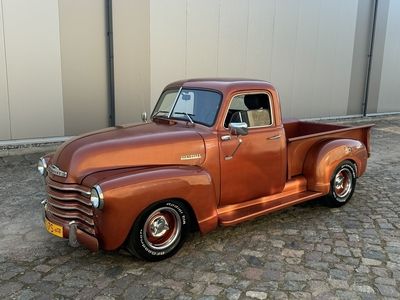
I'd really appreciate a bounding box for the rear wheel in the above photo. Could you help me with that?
[126,200,190,261]
[326,160,357,207]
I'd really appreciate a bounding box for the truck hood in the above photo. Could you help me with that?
[49,121,206,184]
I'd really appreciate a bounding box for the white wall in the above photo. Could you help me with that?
[378,0,400,113]
[58,0,109,136]
[150,0,359,119]
[186,0,219,78]
[113,0,151,125]
[0,2,10,140]
[1,0,64,140]
[150,0,187,108]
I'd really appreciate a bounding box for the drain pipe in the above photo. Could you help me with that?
[362,0,378,117]
[106,0,116,126]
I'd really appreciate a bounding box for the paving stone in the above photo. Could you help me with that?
[246,291,267,299]
[0,281,24,297]
[1,115,400,298]
[225,287,241,300]
[17,271,42,284]
[375,284,400,298]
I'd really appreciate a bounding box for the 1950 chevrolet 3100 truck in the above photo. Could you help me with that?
[38,78,373,261]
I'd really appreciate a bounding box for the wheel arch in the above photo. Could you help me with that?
[303,138,368,194]
[84,165,219,250]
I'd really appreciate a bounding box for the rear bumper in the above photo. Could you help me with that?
[42,200,99,252]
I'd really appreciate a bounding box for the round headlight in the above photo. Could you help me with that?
[91,185,104,209]
[38,157,48,176]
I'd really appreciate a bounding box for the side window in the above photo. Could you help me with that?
[225,93,272,128]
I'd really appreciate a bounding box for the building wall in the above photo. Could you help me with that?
[0,2,10,140]
[0,0,399,142]
[149,0,361,119]
[58,0,109,136]
[366,0,390,115]
[113,0,151,125]
[0,0,64,140]
[347,0,374,116]
[377,0,400,113]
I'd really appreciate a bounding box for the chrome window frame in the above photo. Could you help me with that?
[223,92,274,130]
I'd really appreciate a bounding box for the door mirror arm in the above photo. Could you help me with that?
[225,122,248,160]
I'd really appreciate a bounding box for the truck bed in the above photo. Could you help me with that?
[282,118,373,179]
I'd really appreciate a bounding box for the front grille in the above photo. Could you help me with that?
[45,177,95,235]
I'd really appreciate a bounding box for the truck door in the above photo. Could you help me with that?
[218,93,286,206]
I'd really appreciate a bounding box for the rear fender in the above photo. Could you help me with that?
[82,166,218,250]
[303,139,368,194]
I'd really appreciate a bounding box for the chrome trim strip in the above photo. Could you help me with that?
[223,92,274,129]
[44,178,95,228]
[49,209,94,226]
[168,87,183,118]
[47,182,91,196]
[47,200,93,216]
[47,191,92,206]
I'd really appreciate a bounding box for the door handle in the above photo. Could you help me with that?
[268,134,281,140]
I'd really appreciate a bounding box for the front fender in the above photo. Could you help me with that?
[303,139,368,194]
[82,166,218,250]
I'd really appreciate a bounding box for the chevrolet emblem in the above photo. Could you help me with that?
[180,154,202,160]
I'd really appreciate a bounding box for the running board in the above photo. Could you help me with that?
[218,190,322,226]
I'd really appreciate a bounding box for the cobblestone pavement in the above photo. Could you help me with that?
[0,115,399,300]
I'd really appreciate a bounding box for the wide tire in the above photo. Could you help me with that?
[126,200,190,262]
[326,160,357,207]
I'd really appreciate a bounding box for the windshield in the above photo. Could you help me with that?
[152,88,222,126]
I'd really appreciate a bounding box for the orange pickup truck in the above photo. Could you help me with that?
[38,78,373,261]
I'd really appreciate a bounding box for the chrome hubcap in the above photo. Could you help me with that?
[143,207,181,251]
[334,168,352,201]
[149,215,169,237]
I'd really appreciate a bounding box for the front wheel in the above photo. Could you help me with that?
[126,200,190,261]
[326,160,357,207]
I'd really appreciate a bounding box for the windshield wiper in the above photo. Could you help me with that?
[175,112,195,124]
[152,110,170,118]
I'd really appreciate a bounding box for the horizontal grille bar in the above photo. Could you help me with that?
[45,177,95,232]
[47,203,94,226]
[46,185,92,207]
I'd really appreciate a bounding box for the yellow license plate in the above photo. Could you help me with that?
[45,218,63,238]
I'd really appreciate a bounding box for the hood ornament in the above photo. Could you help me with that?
[48,165,68,178]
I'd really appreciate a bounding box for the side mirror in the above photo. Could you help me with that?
[229,122,248,136]
[141,112,147,123]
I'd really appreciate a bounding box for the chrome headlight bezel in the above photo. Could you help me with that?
[38,157,48,176]
[91,185,104,210]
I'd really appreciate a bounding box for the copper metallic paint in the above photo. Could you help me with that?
[82,166,218,250]
[50,123,206,184]
[303,139,368,194]
[40,78,373,254]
